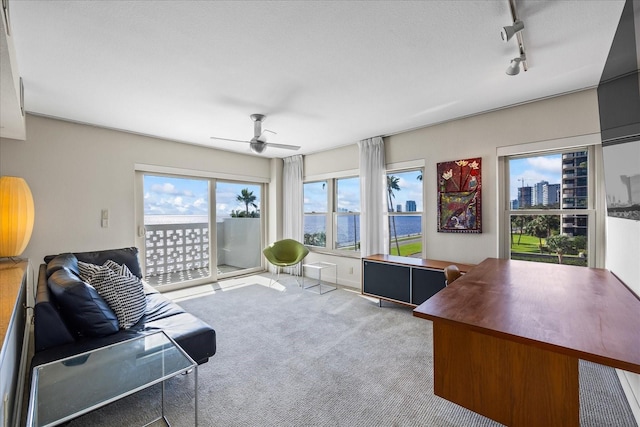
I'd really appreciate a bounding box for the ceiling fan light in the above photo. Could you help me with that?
[250,142,266,154]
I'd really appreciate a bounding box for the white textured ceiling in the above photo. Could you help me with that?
[7,1,626,157]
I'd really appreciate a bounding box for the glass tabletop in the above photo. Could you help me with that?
[28,331,195,427]
[303,262,336,270]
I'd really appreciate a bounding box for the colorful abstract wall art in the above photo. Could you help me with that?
[437,157,482,233]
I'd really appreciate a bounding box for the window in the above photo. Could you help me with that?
[304,177,361,252]
[335,177,360,251]
[303,181,328,247]
[506,148,595,267]
[386,169,423,257]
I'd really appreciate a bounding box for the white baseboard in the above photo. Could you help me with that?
[617,369,640,425]
[337,277,361,290]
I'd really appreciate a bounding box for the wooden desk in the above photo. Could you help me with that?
[413,258,640,427]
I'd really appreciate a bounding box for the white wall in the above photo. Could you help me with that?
[304,89,601,285]
[0,114,272,268]
[607,217,640,420]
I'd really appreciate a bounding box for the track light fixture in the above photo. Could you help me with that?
[501,1,528,76]
[500,19,524,42]
[506,54,526,76]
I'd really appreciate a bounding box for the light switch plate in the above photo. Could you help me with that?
[101,209,109,228]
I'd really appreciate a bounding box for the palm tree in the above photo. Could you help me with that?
[540,215,559,237]
[387,176,401,254]
[525,216,549,253]
[236,188,257,216]
[546,234,573,264]
[515,215,532,245]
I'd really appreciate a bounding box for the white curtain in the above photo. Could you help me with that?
[282,154,304,274]
[358,137,388,257]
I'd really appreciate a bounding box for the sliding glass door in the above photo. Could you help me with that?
[142,174,212,288]
[138,172,265,290]
[215,181,263,278]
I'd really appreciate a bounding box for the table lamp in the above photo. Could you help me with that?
[0,176,35,258]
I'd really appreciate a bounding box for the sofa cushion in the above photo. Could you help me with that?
[89,261,147,329]
[47,267,119,337]
[145,312,217,364]
[45,247,143,278]
[46,253,80,278]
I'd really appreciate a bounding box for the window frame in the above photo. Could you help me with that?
[135,164,269,291]
[385,167,424,258]
[303,174,361,256]
[498,141,604,268]
[303,180,330,249]
[334,176,361,252]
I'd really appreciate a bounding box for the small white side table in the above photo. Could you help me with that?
[302,262,337,294]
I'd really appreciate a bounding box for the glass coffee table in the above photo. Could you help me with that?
[302,262,337,294]
[27,331,197,426]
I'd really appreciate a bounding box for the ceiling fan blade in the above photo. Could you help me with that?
[267,142,301,150]
[210,136,251,144]
[211,114,297,153]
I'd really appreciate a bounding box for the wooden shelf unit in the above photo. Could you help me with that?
[0,260,29,427]
[362,254,474,307]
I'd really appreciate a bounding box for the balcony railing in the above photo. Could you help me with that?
[143,218,262,286]
[144,223,209,279]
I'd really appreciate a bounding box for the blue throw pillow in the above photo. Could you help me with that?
[47,267,119,337]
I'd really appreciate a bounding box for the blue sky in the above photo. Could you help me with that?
[143,175,261,217]
[509,154,562,201]
[388,170,423,211]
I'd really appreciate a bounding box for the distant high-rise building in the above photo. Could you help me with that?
[561,151,588,236]
[510,199,519,210]
[396,204,402,212]
[533,181,548,206]
[518,186,533,208]
[406,200,417,212]
[544,183,561,206]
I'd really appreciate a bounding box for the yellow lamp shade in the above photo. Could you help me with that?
[0,176,35,257]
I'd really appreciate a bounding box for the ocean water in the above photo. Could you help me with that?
[305,215,422,246]
[146,215,422,246]
[145,215,209,225]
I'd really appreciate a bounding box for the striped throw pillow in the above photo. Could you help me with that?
[88,261,147,329]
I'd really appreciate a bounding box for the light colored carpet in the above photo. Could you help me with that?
[65,274,637,426]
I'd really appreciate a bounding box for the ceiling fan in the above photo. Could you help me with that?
[210,114,300,154]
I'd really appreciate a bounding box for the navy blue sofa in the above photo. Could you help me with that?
[32,247,216,366]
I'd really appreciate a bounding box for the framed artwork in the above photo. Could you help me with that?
[437,157,482,233]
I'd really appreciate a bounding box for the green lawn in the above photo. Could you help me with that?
[510,234,545,253]
[390,241,422,257]
[510,233,587,266]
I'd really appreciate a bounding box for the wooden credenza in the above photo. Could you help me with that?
[0,260,29,427]
[362,254,474,307]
